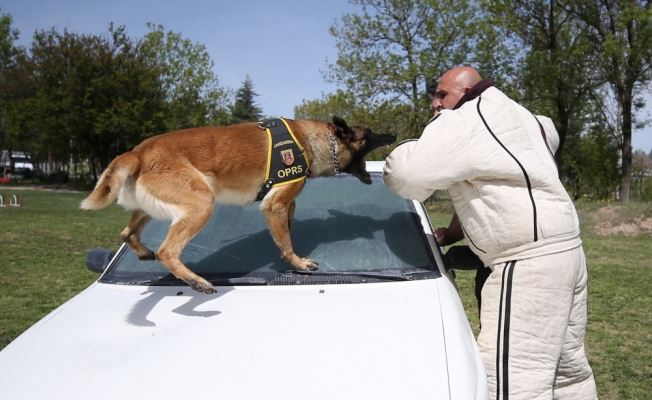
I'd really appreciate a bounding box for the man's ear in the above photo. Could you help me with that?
[332,115,349,139]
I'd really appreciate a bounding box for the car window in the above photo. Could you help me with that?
[101,173,439,284]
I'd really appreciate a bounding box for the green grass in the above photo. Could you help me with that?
[1,190,650,398]
[580,233,652,399]
[427,199,652,400]
[0,190,126,349]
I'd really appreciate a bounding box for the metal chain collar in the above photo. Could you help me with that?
[327,128,340,174]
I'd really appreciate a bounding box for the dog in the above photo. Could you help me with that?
[81,116,396,294]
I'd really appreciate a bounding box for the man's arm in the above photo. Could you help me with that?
[383,112,472,201]
[434,213,464,246]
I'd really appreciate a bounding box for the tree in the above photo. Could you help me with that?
[15,25,167,181]
[294,89,411,160]
[468,13,521,97]
[230,75,263,123]
[142,24,232,129]
[483,0,600,178]
[294,90,362,122]
[632,148,652,174]
[565,0,652,202]
[0,9,23,155]
[563,123,621,199]
[325,0,482,138]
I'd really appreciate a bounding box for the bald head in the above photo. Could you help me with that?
[442,66,483,88]
[432,66,483,114]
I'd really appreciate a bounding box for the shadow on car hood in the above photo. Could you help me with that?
[0,279,479,399]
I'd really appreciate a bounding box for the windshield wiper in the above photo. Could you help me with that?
[209,277,268,286]
[131,277,268,286]
[284,269,413,281]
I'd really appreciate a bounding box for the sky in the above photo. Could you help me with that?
[3,0,652,153]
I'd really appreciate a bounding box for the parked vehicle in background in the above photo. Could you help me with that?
[1,150,35,182]
[1,150,34,170]
[0,161,489,399]
[9,167,32,181]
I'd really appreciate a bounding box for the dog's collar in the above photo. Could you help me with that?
[327,127,340,174]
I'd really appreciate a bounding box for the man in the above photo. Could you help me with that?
[383,66,597,399]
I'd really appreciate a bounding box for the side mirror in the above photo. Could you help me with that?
[86,249,116,273]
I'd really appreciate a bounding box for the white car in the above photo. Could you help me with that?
[0,161,488,399]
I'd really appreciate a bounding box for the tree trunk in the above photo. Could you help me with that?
[90,154,98,184]
[0,109,5,157]
[619,93,633,202]
[555,96,568,177]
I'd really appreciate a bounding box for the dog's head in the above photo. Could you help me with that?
[331,116,397,185]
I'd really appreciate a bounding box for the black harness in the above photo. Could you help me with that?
[256,118,310,201]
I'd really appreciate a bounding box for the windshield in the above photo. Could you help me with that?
[101,172,441,285]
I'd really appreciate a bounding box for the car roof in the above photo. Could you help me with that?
[366,160,385,173]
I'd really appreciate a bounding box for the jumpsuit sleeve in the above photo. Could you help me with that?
[535,115,560,154]
[383,112,473,202]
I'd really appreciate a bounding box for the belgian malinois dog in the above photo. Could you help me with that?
[81,116,396,294]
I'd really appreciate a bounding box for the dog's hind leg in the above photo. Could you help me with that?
[126,167,218,294]
[156,204,215,294]
[261,183,318,271]
[142,174,217,294]
[121,210,155,260]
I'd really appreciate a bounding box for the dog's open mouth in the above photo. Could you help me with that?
[348,132,397,184]
[349,159,373,184]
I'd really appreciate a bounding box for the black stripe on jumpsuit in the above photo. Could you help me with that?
[461,224,486,253]
[495,260,517,399]
[476,97,539,242]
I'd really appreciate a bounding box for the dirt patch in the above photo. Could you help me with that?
[592,205,652,237]
[595,205,619,221]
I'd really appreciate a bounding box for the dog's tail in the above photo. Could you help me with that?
[80,152,140,210]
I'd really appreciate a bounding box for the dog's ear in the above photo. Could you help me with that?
[332,115,350,139]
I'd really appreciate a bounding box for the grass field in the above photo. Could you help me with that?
[427,200,652,400]
[1,188,650,399]
[0,190,125,349]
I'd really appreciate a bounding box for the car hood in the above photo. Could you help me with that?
[0,279,484,399]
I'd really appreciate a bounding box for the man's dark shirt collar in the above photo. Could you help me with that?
[453,79,494,110]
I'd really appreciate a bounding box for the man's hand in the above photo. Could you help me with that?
[434,214,464,246]
[434,226,448,245]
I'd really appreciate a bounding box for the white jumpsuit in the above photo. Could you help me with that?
[383,82,598,399]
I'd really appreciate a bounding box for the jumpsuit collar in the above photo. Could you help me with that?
[453,79,494,110]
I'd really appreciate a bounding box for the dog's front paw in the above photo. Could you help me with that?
[189,278,216,295]
[296,258,318,271]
